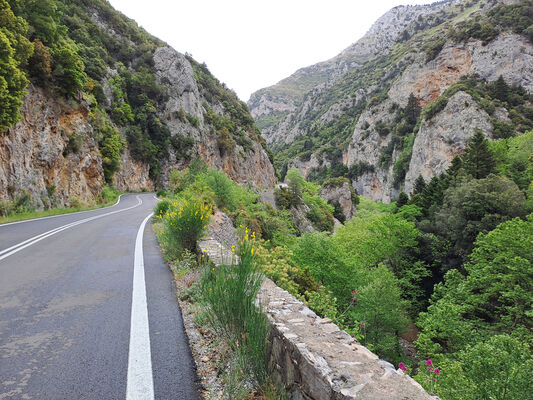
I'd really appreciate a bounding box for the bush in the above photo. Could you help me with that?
[274,187,299,209]
[153,199,170,218]
[158,196,211,257]
[155,189,167,198]
[100,185,119,204]
[200,236,269,384]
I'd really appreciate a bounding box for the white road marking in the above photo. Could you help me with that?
[0,196,143,261]
[0,194,126,227]
[126,213,155,400]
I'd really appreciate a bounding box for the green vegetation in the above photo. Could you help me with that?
[154,124,532,398]
[200,236,271,394]
[0,184,120,223]
[1,0,265,191]
[0,0,32,132]
[449,0,533,45]
[274,169,335,232]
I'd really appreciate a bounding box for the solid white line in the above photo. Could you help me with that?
[0,196,143,261]
[126,213,155,400]
[0,194,126,227]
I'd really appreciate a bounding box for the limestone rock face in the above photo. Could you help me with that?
[250,0,532,203]
[0,87,104,207]
[319,181,356,221]
[154,45,276,189]
[404,91,493,194]
[249,0,463,143]
[1,42,275,208]
[114,147,153,192]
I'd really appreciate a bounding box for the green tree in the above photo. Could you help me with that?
[489,130,533,191]
[16,0,66,46]
[99,125,124,183]
[462,130,496,179]
[0,0,32,132]
[286,168,305,201]
[52,41,87,97]
[350,264,409,359]
[396,191,409,209]
[416,215,533,358]
[404,93,421,126]
[434,174,527,264]
[491,75,509,103]
[413,175,426,195]
[28,38,51,82]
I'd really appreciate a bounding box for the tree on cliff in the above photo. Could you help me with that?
[462,130,496,179]
[0,0,32,132]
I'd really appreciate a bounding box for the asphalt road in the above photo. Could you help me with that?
[0,193,199,399]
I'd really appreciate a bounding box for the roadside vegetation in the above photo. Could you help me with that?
[155,128,532,399]
[0,185,120,224]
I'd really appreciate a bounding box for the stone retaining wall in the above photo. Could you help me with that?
[198,235,432,400]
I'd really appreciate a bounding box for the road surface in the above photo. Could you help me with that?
[0,193,199,399]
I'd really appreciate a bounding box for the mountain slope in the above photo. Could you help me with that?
[0,0,275,209]
[249,0,533,202]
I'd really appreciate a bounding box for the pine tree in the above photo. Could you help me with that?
[413,175,427,195]
[396,191,409,208]
[405,93,421,126]
[463,130,496,179]
[492,75,509,103]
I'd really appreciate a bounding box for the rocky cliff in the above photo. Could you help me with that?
[0,0,274,208]
[249,0,532,202]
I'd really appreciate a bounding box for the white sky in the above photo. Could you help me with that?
[107,0,439,102]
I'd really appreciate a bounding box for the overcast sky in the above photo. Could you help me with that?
[107,0,439,102]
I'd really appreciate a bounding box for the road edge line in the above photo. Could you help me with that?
[126,212,155,400]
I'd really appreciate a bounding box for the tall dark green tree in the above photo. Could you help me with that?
[491,75,509,103]
[463,130,496,179]
[413,175,427,195]
[404,93,421,126]
[396,191,409,208]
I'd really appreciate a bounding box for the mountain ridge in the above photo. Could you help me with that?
[249,0,532,202]
[0,0,275,209]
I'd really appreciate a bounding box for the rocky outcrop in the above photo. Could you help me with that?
[0,87,104,207]
[404,91,493,194]
[1,17,275,208]
[114,147,153,192]
[345,32,533,202]
[251,0,533,203]
[154,46,276,188]
[319,180,356,221]
[249,0,463,138]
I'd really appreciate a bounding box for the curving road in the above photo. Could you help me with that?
[0,193,199,399]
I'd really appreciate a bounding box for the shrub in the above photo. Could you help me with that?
[425,39,445,62]
[100,185,119,204]
[200,236,269,384]
[153,199,170,218]
[155,189,167,198]
[158,196,211,256]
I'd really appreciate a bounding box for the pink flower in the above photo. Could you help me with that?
[398,362,407,371]
[425,359,433,367]
[352,289,357,295]
[360,323,365,329]
[428,367,433,371]
[433,378,437,382]
[434,368,440,375]
[318,281,322,286]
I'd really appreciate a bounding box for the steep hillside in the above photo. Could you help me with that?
[249,0,532,202]
[0,0,274,209]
